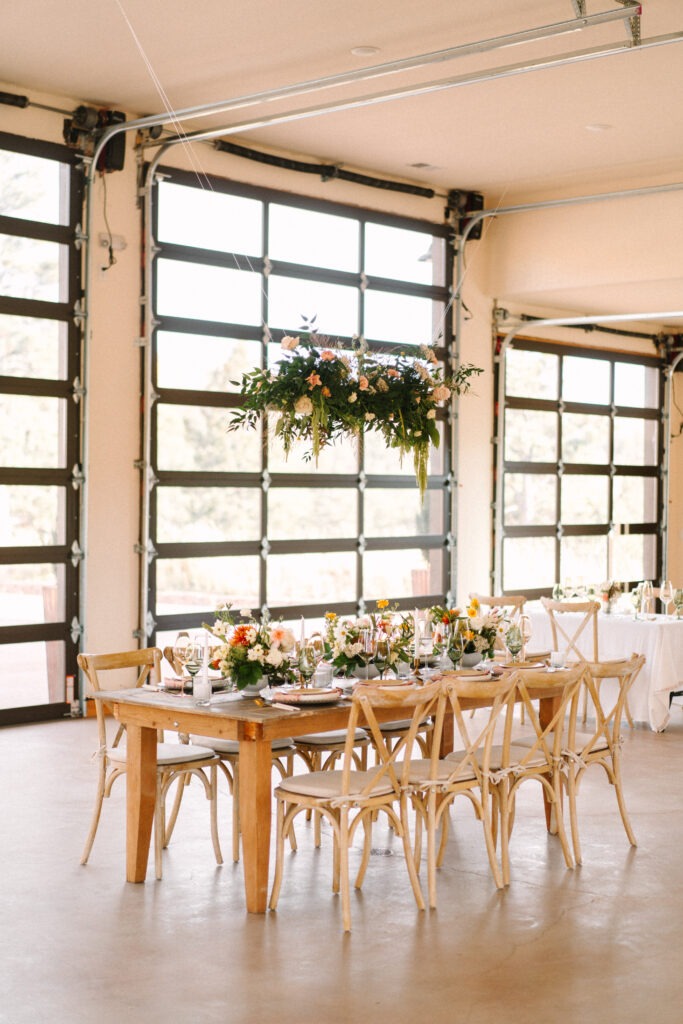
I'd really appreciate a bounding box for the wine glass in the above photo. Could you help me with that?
[505,623,523,664]
[660,580,674,617]
[172,631,191,695]
[373,635,392,680]
[446,624,464,669]
[297,644,316,687]
[640,580,654,618]
[184,639,203,695]
[673,588,683,619]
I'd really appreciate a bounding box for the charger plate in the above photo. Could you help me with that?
[269,687,343,705]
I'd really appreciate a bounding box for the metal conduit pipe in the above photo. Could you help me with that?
[662,349,683,576]
[492,313,683,593]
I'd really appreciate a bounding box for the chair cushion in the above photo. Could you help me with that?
[277,768,394,800]
[378,719,432,732]
[295,729,369,746]
[190,734,295,755]
[514,729,609,754]
[445,744,549,772]
[108,742,216,765]
[404,758,474,784]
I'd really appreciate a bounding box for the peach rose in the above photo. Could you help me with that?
[320,349,336,361]
[358,376,369,391]
[281,335,299,351]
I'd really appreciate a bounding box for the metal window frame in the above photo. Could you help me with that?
[0,130,83,723]
[493,334,664,599]
[146,168,453,637]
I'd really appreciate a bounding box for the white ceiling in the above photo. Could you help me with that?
[4,0,683,325]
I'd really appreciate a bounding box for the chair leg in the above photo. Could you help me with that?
[354,812,373,890]
[80,761,107,865]
[232,762,241,863]
[426,789,438,910]
[164,773,186,847]
[208,765,223,866]
[339,808,352,932]
[155,773,164,880]
[400,792,425,912]
[567,767,583,865]
[612,756,638,847]
[268,797,287,911]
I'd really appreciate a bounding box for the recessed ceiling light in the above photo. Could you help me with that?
[585,123,613,132]
[351,45,380,57]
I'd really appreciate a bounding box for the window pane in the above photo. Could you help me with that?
[364,421,446,475]
[613,417,658,466]
[268,488,356,540]
[156,405,262,472]
[156,331,261,392]
[614,362,659,408]
[562,413,610,463]
[364,489,443,537]
[0,485,65,545]
[156,487,261,543]
[0,150,66,224]
[613,476,658,524]
[0,563,65,626]
[563,356,610,404]
[364,224,442,285]
[269,205,359,272]
[156,556,260,615]
[157,183,263,256]
[0,640,65,709]
[266,414,358,474]
[561,475,609,524]
[0,234,67,302]
[268,276,358,337]
[502,537,555,590]
[156,259,262,325]
[504,409,557,462]
[363,549,442,599]
[0,314,67,379]
[613,533,656,582]
[503,473,556,526]
[364,290,440,347]
[561,535,607,584]
[0,395,65,468]
[506,349,558,400]
[268,552,356,605]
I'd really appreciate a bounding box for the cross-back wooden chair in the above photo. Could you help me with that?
[563,652,645,863]
[469,594,527,653]
[407,673,518,908]
[541,597,635,726]
[269,680,443,932]
[494,664,585,886]
[78,648,223,879]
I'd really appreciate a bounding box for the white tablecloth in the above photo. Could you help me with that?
[526,607,683,732]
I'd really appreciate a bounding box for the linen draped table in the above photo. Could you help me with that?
[526,606,683,731]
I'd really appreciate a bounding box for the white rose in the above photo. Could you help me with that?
[265,647,284,668]
[364,412,376,421]
[426,409,436,419]
[240,608,252,618]
[348,392,358,403]
[281,335,299,351]
[295,395,313,415]
[247,645,264,661]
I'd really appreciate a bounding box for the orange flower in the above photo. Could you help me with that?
[322,386,331,398]
[231,624,252,647]
[306,372,322,389]
[387,368,400,378]
[358,376,369,391]
[320,349,336,361]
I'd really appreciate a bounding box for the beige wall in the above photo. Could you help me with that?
[2,80,681,653]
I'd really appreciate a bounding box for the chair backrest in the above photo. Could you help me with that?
[347,681,444,798]
[163,645,183,675]
[568,652,646,756]
[501,665,585,770]
[77,648,163,750]
[439,673,518,786]
[540,598,600,663]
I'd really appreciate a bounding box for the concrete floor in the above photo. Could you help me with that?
[2,711,683,1024]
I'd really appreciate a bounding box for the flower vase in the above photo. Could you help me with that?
[239,676,269,699]
[352,664,379,680]
[461,652,481,667]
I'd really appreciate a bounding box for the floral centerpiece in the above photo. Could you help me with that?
[227,321,482,498]
[323,600,412,677]
[204,604,297,689]
[600,580,622,613]
[461,597,506,658]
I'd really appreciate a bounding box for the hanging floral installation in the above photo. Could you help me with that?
[227,320,482,498]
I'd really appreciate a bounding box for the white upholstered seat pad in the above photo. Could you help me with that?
[444,744,552,771]
[190,734,294,754]
[294,729,369,745]
[378,719,432,732]
[403,758,475,784]
[108,742,216,765]
[276,768,394,799]
[513,729,609,753]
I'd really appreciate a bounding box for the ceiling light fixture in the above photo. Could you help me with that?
[585,122,613,132]
[351,46,380,57]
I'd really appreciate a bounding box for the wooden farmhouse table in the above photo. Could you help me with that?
[95,680,563,913]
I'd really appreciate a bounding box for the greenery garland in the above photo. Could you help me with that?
[227,324,482,498]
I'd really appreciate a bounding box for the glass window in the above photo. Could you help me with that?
[506,349,558,400]
[0,640,65,709]
[504,409,557,462]
[364,224,441,285]
[269,204,359,272]
[613,417,658,465]
[0,314,67,380]
[561,475,609,524]
[503,473,556,526]
[268,552,357,606]
[0,234,67,302]
[0,149,66,224]
[614,362,659,408]
[268,488,356,540]
[364,290,440,347]
[156,259,262,325]
[364,489,443,537]
[156,332,262,392]
[155,556,260,615]
[563,356,610,404]
[363,549,443,599]
[561,413,610,464]
[0,563,65,626]
[0,395,66,468]
[156,487,261,543]
[0,485,66,545]
[156,405,262,472]
[502,537,556,591]
[613,476,657,524]
[268,275,359,337]
[157,182,263,256]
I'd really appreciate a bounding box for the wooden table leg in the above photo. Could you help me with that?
[126,724,157,882]
[539,693,562,833]
[238,738,273,913]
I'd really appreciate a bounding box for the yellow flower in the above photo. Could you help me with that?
[376,599,389,610]
[325,611,337,620]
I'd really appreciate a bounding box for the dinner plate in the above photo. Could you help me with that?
[161,675,230,692]
[353,677,415,688]
[269,687,343,705]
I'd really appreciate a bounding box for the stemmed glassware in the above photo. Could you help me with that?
[297,644,317,687]
[373,634,393,680]
[660,580,674,617]
[640,580,655,618]
[184,638,203,695]
[172,631,191,696]
[505,623,523,664]
[446,623,464,669]
[519,614,533,661]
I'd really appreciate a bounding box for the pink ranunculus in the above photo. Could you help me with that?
[432,385,451,402]
[320,349,336,361]
[387,368,400,378]
[358,376,369,391]
[281,335,299,351]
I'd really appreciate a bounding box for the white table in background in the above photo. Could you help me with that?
[526,606,683,732]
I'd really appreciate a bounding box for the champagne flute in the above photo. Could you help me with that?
[374,635,392,680]
[641,580,654,618]
[519,614,533,661]
[660,580,674,618]
[447,624,464,669]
